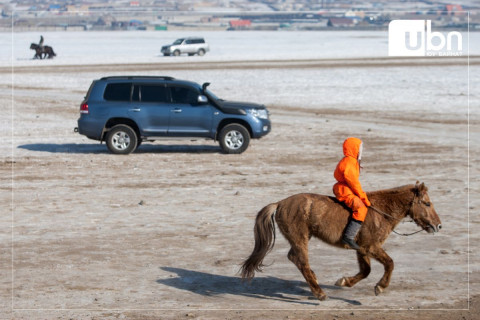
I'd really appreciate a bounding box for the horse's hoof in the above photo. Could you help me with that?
[374,285,384,296]
[335,277,347,287]
[317,293,328,301]
[309,291,328,301]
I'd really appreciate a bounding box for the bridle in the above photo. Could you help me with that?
[369,193,425,237]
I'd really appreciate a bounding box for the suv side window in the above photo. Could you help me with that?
[140,84,169,103]
[170,86,198,104]
[132,85,140,102]
[104,83,132,101]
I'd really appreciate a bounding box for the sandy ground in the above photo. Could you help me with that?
[0,58,479,319]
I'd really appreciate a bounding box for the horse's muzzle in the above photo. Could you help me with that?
[427,223,442,233]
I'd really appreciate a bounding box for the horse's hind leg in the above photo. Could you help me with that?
[370,247,394,295]
[287,246,327,301]
[335,251,371,287]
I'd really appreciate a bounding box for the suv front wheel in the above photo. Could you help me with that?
[219,124,250,154]
[106,124,138,154]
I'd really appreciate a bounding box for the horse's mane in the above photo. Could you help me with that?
[367,184,415,197]
[324,184,415,203]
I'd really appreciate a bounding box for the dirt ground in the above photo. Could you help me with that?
[0,59,478,319]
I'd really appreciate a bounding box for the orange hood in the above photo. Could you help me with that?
[343,137,362,159]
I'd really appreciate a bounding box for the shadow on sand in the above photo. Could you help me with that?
[157,267,362,306]
[17,143,221,154]
[18,143,107,154]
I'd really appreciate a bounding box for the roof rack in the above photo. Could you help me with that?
[100,76,175,81]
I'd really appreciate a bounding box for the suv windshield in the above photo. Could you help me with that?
[172,39,184,45]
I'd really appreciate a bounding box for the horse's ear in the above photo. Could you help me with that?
[414,181,428,195]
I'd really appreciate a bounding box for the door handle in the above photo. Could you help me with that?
[171,108,182,113]
[129,108,141,112]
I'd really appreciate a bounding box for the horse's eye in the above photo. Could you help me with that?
[424,202,431,207]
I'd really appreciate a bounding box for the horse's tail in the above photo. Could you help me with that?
[240,202,278,281]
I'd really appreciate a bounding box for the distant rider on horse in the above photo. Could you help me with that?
[39,35,44,54]
[333,137,371,250]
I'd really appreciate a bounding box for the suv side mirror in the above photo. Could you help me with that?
[197,95,208,104]
[202,82,210,92]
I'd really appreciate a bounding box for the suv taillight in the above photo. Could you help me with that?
[80,102,89,114]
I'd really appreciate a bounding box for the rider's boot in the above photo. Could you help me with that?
[342,219,362,250]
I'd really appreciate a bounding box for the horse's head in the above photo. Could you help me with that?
[409,181,442,234]
[30,43,37,50]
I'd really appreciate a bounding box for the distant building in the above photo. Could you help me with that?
[229,19,251,29]
[327,18,354,27]
[345,10,365,19]
[445,4,463,15]
[200,17,219,23]
[66,5,90,14]
[48,4,62,13]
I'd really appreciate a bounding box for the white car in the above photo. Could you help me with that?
[161,37,210,56]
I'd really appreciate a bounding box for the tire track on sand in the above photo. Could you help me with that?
[2,56,477,74]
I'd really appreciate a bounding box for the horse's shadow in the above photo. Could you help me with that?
[157,267,362,306]
[17,143,221,154]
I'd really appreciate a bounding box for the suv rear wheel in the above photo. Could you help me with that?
[197,49,206,56]
[219,124,250,154]
[106,124,138,154]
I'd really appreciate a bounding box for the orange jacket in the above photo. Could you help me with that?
[333,137,371,207]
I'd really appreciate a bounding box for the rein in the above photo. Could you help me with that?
[369,205,424,237]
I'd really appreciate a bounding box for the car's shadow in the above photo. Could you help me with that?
[157,267,362,306]
[17,143,222,154]
[18,143,107,154]
[136,144,221,154]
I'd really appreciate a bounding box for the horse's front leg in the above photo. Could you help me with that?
[370,246,394,295]
[335,251,371,287]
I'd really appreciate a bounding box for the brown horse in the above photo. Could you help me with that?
[240,182,442,301]
[30,43,56,59]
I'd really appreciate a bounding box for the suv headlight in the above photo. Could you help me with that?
[248,108,269,119]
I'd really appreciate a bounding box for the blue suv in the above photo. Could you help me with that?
[76,76,271,154]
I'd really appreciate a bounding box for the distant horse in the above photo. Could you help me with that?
[240,182,442,301]
[30,43,56,59]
